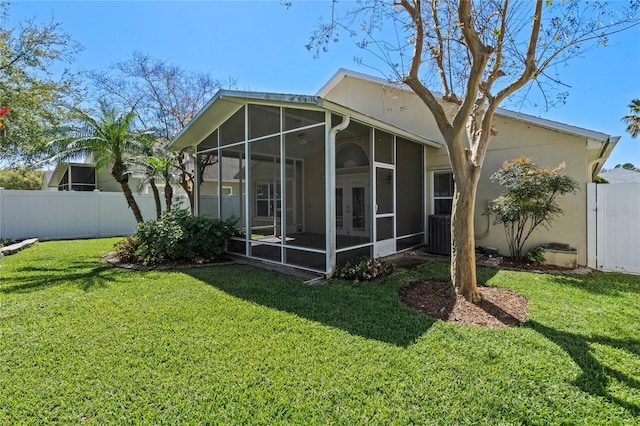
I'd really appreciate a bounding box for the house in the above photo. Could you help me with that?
[43,162,98,191]
[42,160,180,195]
[599,168,640,184]
[42,161,147,192]
[169,69,618,276]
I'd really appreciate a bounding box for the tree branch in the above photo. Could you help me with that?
[399,0,453,142]
[452,0,493,142]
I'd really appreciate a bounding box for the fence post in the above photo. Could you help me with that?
[586,183,597,269]
[94,190,100,238]
[0,187,4,240]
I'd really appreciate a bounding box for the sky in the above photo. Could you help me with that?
[5,0,640,169]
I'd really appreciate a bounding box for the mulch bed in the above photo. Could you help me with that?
[101,252,234,271]
[400,280,529,328]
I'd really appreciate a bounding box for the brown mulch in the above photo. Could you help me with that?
[400,280,529,328]
[101,252,234,271]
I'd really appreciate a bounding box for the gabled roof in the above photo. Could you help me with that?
[45,162,95,188]
[318,68,613,144]
[599,168,640,184]
[170,89,443,150]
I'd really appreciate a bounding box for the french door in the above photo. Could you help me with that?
[336,175,369,237]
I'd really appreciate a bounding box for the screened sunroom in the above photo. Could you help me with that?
[170,91,438,276]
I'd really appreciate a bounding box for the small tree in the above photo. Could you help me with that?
[137,149,179,213]
[622,98,640,138]
[614,162,637,170]
[46,103,150,223]
[0,3,82,164]
[0,167,44,190]
[88,52,234,214]
[488,157,578,261]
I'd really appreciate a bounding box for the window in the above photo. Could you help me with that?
[222,186,233,196]
[433,171,454,215]
[255,182,280,219]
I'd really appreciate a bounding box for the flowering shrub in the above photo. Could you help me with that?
[335,256,396,283]
[488,157,578,261]
[115,208,237,265]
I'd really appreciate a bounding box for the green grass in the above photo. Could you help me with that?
[1,239,639,424]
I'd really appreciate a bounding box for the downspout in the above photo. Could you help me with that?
[475,202,491,240]
[326,114,351,278]
[588,157,605,182]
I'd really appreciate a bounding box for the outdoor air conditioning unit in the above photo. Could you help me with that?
[428,215,451,255]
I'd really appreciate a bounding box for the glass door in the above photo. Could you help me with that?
[336,175,369,238]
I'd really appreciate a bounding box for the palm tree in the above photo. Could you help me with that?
[46,103,149,223]
[132,136,165,219]
[133,143,178,217]
[622,98,640,138]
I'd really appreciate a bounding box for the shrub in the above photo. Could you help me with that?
[115,208,237,265]
[335,256,396,283]
[488,157,578,261]
[527,246,546,265]
[113,236,139,263]
[133,211,185,264]
[180,214,237,263]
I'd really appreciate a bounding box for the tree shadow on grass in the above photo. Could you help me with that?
[549,272,640,297]
[0,262,122,294]
[182,265,438,347]
[528,320,640,416]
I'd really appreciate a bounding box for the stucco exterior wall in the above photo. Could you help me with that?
[323,76,446,144]
[96,169,124,192]
[323,74,595,265]
[431,117,589,265]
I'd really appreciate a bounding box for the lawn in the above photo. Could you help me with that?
[1,239,639,424]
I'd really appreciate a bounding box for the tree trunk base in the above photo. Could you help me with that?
[449,281,484,303]
[460,289,484,304]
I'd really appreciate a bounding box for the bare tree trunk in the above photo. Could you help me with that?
[164,184,173,211]
[450,163,483,303]
[149,179,161,219]
[112,163,144,223]
[176,153,195,214]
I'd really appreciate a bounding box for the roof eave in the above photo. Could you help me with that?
[170,91,325,150]
[170,89,442,150]
[318,68,612,143]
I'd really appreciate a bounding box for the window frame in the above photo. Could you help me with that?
[254,181,280,220]
[432,170,454,215]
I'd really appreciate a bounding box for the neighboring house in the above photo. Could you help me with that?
[42,160,173,195]
[42,162,99,191]
[599,168,640,184]
[170,69,619,276]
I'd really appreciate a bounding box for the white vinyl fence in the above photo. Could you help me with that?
[587,183,640,274]
[0,188,165,241]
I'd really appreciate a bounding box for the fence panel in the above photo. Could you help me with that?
[0,189,161,241]
[595,183,640,274]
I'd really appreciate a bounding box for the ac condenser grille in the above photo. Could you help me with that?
[427,215,451,255]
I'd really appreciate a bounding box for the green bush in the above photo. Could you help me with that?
[180,214,237,263]
[115,208,237,265]
[113,236,140,263]
[488,157,578,261]
[335,256,396,282]
[527,246,546,265]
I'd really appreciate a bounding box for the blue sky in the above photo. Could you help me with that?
[6,0,640,168]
